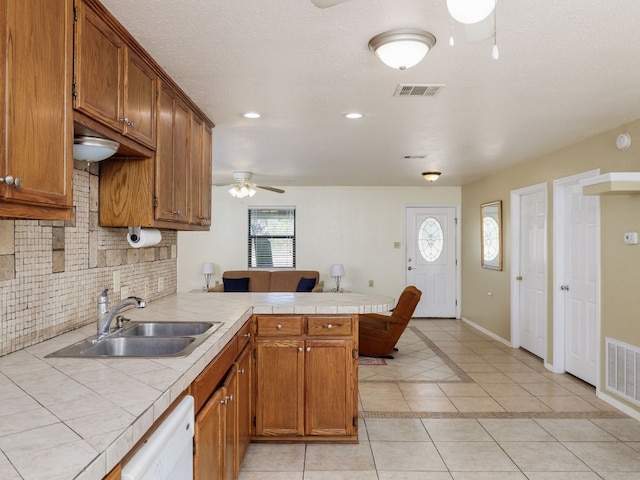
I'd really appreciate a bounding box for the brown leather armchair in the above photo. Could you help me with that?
[358,286,422,358]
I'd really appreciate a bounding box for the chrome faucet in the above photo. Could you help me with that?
[97,288,147,339]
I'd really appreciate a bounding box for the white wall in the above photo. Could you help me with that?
[178,186,461,295]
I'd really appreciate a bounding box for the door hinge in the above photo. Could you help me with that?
[455,217,458,225]
[73,6,78,22]
[152,197,158,207]
[455,299,458,306]
[72,83,77,99]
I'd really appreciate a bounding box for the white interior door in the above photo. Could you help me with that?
[406,207,457,318]
[560,180,598,385]
[518,189,547,358]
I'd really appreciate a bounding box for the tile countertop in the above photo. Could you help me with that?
[0,292,394,480]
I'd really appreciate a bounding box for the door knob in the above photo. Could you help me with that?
[407,266,413,270]
[560,285,570,291]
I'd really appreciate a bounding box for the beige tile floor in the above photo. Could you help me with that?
[239,319,640,479]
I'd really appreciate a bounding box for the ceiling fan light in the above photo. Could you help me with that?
[422,171,441,182]
[368,30,436,70]
[447,0,495,24]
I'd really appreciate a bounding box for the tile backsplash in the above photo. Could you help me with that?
[0,162,177,356]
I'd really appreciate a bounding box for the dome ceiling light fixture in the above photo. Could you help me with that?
[73,135,119,162]
[368,29,437,70]
[422,171,441,182]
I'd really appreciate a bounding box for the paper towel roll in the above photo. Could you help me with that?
[127,228,162,248]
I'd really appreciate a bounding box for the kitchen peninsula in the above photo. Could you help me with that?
[0,292,393,480]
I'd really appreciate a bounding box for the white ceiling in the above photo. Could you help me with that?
[101,0,640,188]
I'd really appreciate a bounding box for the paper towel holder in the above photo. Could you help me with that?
[128,227,142,243]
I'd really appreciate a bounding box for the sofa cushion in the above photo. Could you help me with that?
[296,277,317,292]
[270,270,320,292]
[222,277,250,292]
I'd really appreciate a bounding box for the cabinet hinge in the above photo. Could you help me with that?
[253,348,256,359]
[253,416,256,427]
[153,197,158,207]
[353,416,357,427]
[72,83,77,99]
[73,6,78,22]
[156,88,159,99]
[352,349,357,359]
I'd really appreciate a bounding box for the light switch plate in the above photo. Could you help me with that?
[624,232,638,245]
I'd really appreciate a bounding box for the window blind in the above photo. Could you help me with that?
[248,207,296,268]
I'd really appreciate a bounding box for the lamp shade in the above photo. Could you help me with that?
[330,264,345,277]
[447,0,496,24]
[201,262,215,275]
[368,30,436,70]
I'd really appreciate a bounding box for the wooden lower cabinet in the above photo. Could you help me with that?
[253,315,358,442]
[193,335,252,480]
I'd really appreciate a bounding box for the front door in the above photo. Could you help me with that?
[406,207,457,318]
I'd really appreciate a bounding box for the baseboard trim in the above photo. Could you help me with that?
[598,390,640,422]
[460,317,512,347]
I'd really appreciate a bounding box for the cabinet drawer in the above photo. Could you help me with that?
[256,316,303,336]
[307,316,353,336]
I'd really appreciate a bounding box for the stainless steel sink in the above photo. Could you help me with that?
[46,321,223,358]
[120,321,215,337]
[81,336,195,357]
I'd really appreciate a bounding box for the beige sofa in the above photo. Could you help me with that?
[209,270,323,292]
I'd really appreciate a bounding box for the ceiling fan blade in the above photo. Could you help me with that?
[255,184,285,194]
[310,0,352,8]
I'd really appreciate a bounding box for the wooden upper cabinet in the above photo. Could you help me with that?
[74,0,156,150]
[155,81,189,224]
[0,0,74,220]
[190,112,213,227]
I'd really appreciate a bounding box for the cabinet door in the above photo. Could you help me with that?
[255,340,304,436]
[0,0,73,216]
[201,124,213,227]
[73,0,124,132]
[222,368,236,480]
[235,344,252,477]
[305,340,355,436]
[155,81,189,223]
[123,48,156,148]
[194,387,225,480]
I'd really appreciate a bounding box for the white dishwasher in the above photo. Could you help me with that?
[122,395,195,480]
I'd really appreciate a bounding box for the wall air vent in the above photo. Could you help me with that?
[606,337,640,407]
[394,84,444,97]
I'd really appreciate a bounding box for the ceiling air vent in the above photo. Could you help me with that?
[394,84,444,97]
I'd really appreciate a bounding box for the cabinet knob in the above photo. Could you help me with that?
[306,347,311,352]
[327,324,333,329]
[173,210,183,215]
[128,120,135,127]
[298,347,303,352]
[238,368,245,374]
[0,175,21,187]
[276,324,282,330]
[119,116,129,124]
[243,333,251,338]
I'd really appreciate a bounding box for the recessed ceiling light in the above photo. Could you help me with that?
[344,113,363,119]
[243,112,261,119]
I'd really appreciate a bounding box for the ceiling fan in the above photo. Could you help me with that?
[224,171,285,198]
[310,0,350,8]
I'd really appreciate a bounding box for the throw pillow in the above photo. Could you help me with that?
[296,277,317,292]
[223,277,250,292]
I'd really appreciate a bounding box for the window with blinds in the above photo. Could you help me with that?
[248,207,296,268]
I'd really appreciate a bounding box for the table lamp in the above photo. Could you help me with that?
[201,262,215,290]
[330,263,345,293]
